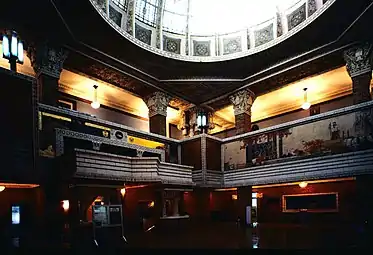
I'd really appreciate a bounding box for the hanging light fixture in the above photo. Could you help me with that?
[91,85,100,109]
[301,88,311,110]
[2,30,24,72]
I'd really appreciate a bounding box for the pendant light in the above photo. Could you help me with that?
[91,85,100,109]
[301,88,311,110]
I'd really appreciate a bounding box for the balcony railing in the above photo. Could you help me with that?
[222,100,373,171]
[38,103,180,164]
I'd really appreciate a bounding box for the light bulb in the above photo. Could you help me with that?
[301,102,311,110]
[62,200,70,211]
[120,187,126,196]
[299,181,308,188]
[0,186,5,192]
[91,101,100,109]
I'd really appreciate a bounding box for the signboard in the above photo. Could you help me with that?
[93,205,108,226]
[92,205,122,227]
[109,206,122,226]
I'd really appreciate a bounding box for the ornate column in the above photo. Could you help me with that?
[126,0,137,36]
[155,0,165,50]
[344,43,372,105]
[229,89,256,135]
[143,91,171,136]
[27,42,68,106]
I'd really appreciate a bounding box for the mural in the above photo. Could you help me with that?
[224,109,373,170]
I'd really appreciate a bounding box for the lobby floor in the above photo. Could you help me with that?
[125,222,360,249]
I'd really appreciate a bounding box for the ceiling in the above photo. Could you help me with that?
[3,46,372,135]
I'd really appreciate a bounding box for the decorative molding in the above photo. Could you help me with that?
[287,3,307,31]
[344,43,373,78]
[27,43,68,78]
[163,35,181,54]
[308,0,318,16]
[136,149,144,157]
[229,89,256,116]
[193,41,211,57]
[55,128,166,161]
[89,0,336,62]
[109,5,122,27]
[143,91,171,117]
[223,37,242,55]
[38,103,180,143]
[254,23,274,47]
[92,141,102,151]
[126,0,136,35]
[135,24,152,45]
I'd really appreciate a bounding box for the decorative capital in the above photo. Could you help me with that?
[27,42,68,79]
[143,91,171,118]
[344,43,372,78]
[229,89,256,116]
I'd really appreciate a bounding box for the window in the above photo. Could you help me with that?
[135,0,159,26]
[163,0,188,34]
[112,0,128,11]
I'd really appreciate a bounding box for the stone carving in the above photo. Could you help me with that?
[92,141,102,151]
[223,37,242,55]
[163,36,181,54]
[177,110,188,130]
[126,0,135,34]
[193,41,211,56]
[308,0,317,16]
[109,5,122,27]
[343,43,373,78]
[229,89,256,116]
[95,0,106,12]
[135,24,152,45]
[136,149,144,157]
[39,145,55,158]
[143,91,171,117]
[254,23,274,47]
[155,0,165,49]
[27,43,68,78]
[276,12,283,37]
[287,3,306,31]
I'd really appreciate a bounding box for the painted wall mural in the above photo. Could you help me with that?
[224,109,373,170]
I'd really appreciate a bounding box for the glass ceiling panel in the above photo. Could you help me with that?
[163,0,188,33]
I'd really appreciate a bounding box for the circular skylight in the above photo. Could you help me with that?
[92,0,333,61]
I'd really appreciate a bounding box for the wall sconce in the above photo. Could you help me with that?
[91,85,100,109]
[197,111,207,129]
[62,200,70,212]
[148,201,155,208]
[2,30,24,72]
[0,186,5,192]
[299,181,308,188]
[232,194,238,200]
[301,88,311,110]
[120,187,126,197]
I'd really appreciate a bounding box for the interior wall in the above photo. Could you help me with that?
[214,95,353,139]
[61,96,150,132]
[254,180,356,224]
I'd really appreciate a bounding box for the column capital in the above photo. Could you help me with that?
[343,43,372,78]
[143,91,171,118]
[229,89,256,116]
[27,42,68,79]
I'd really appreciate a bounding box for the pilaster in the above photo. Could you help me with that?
[143,91,171,136]
[27,42,68,106]
[126,0,136,36]
[229,89,256,135]
[344,43,372,105]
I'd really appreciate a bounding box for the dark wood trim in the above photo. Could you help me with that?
[59,92,149,121]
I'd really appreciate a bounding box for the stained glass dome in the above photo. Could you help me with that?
[92,0,332,61]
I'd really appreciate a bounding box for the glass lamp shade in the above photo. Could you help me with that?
[301,102,311,110]
[0,186,5,192]
[91,101,101,109]
[2,34,10,58]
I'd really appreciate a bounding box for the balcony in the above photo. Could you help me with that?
[222,100,373,186]
[38,103,193,185]
[38,100,373,188]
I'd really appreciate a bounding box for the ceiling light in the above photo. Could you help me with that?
[299,181,308,188]
[0,186,5,192]
[91,85,100,109]
[301,88,311,110]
